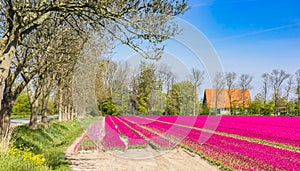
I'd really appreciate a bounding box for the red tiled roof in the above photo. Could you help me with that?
[204,88,251,108]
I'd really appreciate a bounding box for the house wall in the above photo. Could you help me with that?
[218,108,230,115]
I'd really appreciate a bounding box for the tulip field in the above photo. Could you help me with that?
[75,116,300,171]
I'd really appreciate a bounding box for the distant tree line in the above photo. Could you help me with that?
[95,61,206,116]
[212,70,300,116]
[250,69,300,115]
[95,62,300,116]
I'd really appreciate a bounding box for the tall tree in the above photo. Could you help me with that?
[0,17,85,134]
[129,69,139,114]
[225,72,237,114]
[26,79,42,129]
[178,81,194,115]
[261,73,269,104]
[0,0,188,136]
[165,81,194,115]
[128,62,157,114]
[147,64,175,114]
[111,62,131,114]
[212,72,225,114]
[238,74,253,110]
[269,69,290,114]
[136,62,156,113]
[0,0,187,110]
[296,69,300,106]
[0,24,57,134]
[72,31,115,118]
[189,68,204,116]
[165,83,181,115]
[285,76,294,114]
[156,64,176,92]
[285,76,294,102]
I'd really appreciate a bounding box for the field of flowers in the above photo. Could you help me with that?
[75,116,300,171]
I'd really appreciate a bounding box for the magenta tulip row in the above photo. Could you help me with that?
[101,116,174,150]
[83,116,174,151]
[118,117,176,148]
[123,116,300,171]
[147,116,300,147]
[102,116,126,149]
[110,116,148,147]
[74,119,104,152]
[75,115,300,170]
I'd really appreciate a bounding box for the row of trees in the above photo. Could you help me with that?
[212,72,253,114]
[14,60,300,118]
[94,62,300,116]
[213,69,300,115]
[251,69,300,115]
[0,0,188,137]
[95,61,205,116]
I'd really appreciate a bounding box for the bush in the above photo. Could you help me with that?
[200,104,210,115]
[99,98,119,116]
[12,91,31,116]
[261,102,275,115]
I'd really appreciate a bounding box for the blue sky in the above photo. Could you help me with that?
[113,0,299,98]
[179,0,300,97]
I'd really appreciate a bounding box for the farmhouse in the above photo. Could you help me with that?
[203,88,251,114]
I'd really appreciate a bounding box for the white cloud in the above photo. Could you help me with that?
[190,0,214,8]
[214,23,300,42]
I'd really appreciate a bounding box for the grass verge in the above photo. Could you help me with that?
[1,119,83,171]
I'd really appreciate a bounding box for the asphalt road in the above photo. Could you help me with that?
[11,115,58,127]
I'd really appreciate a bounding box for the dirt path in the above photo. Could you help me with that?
[66,142,221,171]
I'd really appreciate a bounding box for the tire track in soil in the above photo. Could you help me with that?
[66,144,220,171]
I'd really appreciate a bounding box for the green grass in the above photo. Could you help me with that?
[0,151,46,171]
[9,119,83,170]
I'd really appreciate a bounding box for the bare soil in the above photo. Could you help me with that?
[66,139,221,171]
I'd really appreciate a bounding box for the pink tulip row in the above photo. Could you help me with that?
[150,116,300,147]
[102,116,126,149]
[74,115,300,170]
[124,116,300,171]
[118,117,176,149]
[86,120,105,143]
[74,119,104,152]
[110,116,148,147]
[73,133,88,152]
[215,116,300,147]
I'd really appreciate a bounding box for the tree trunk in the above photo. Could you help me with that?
[41,92,50,124]
[274,94,279,115]
[27,82,40,129]
[58,86,63,122]
[241,89,246,114]
[0,78,20,137]
[215,90,220,115]
[0,17,21,109]
[297,85,300,106]
[64,106,68,121]
[71,107,75,120]
[68,103,72,120]
[193,87,196,116]
[228,90,233,115]
[29,99,39,129]
[0,97,13,136]
[0,44,17,110]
